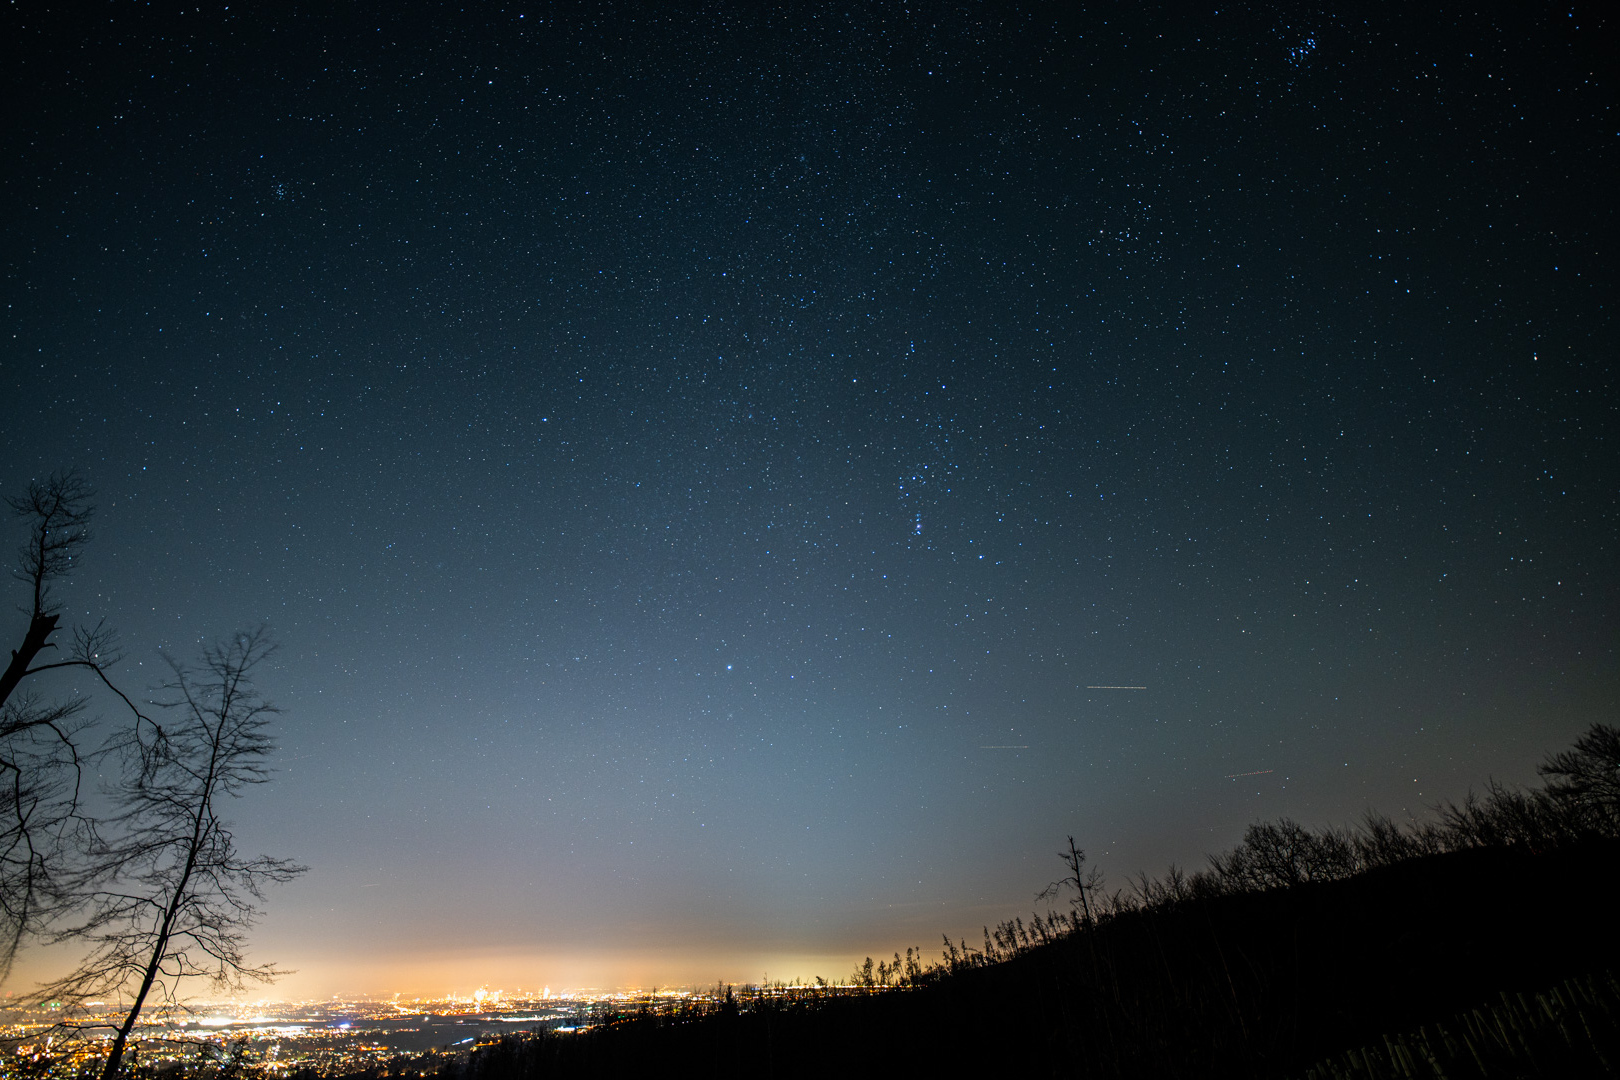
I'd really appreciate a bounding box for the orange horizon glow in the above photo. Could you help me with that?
[4,947,874,1004]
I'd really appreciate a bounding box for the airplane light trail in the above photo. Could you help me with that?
[1224,769,1275,779]
[1086,685,1147,689]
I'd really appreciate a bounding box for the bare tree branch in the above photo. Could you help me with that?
[31,628,305,1080]
[0,474,161,984]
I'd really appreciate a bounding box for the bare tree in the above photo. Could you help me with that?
[1038,836,1117,1013]
[1037,836,1102,929]
[0,471,149,981]
[38,628,305,1080]
[1539,723,1620,834]
[1206,819,1359,891]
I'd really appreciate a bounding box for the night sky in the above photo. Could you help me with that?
[3,2,1614,996]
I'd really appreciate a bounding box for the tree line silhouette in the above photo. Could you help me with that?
[416,723,1620,1079]
[833,722,1620,985]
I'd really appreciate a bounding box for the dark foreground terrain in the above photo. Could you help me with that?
[418,837,1618,1080]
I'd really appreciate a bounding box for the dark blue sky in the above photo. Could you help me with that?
[3,2,1613,994]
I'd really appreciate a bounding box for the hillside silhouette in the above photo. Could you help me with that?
[407,725,1620,1079]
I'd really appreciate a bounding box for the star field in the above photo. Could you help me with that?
[2,2,1613,993]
